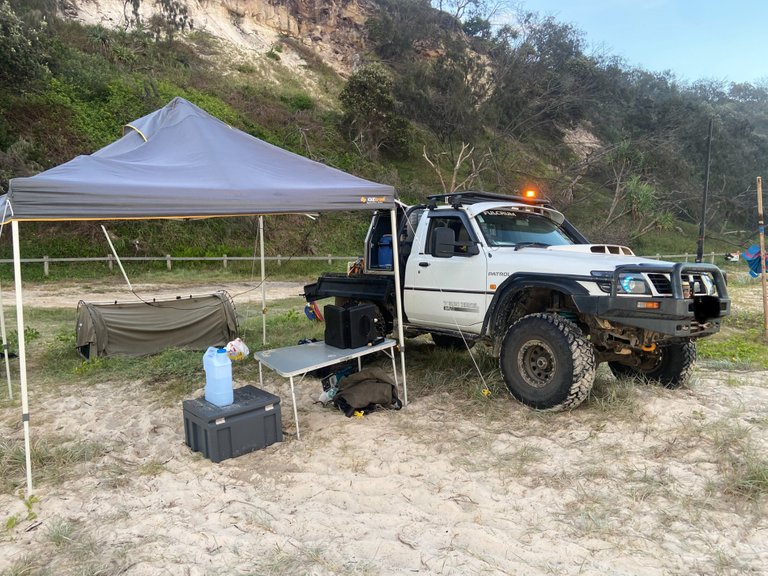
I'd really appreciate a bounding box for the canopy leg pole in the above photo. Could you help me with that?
[0,282,13,399]
[12,221,33,496]
[260,216,267,346]
[389,208,408,406]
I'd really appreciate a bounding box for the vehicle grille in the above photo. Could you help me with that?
[648,273,672,294]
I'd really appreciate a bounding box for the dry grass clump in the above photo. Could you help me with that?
[245,542,377,576]
[584,370,642,416]
[0,437,105,495]
[708,422,768,501]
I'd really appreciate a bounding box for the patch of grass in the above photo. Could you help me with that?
[6,327,41,354]
[249,543,376,576]
[680,417,768,503]
[584,372,640,416]
[101,464,130,489]
[244,507,277,533]
[42,336,203,398]
[138,461,166,477]
[558,485,623,537]
[725,453,768,499]
[499,443,543,475]
[245,297,325,351]
[46,517,75,547]
[722,374,751,387]
[39,518,129,576]
[697,329,768,369]
[0,437,106,494]
[403,340,503,400]
[623,465,675,503]
[1,556,36,576]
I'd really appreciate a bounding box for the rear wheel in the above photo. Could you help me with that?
[499,313,596,411]
[430,333,475,350]
[608,341,696,388]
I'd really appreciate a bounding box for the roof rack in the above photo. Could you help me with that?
[426,191,551,208]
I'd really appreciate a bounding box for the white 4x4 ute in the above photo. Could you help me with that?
[305,191,730,410]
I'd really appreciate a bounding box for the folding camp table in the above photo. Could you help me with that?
[254,339,400,439]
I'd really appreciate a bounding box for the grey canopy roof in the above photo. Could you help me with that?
[2,97,395,222]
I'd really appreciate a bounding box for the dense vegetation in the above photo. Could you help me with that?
[1,0,767,264]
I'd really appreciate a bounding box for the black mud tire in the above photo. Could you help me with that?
[499,313,596,411]
[608,341,696,389]
[431,333,475,350]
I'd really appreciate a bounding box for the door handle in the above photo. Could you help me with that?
[418,261,430,267]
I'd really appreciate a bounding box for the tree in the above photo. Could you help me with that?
[367,0,451,61]
[422,142,490,192]
[122,0,192,39]
[339,64,411,159]
[432,0,499,23]
[149,0,192,42]
[486,12,592,139]
[0,0,48,88]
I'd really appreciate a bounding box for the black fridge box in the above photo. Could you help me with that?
[183,385,282,463]
[324,303,378,349]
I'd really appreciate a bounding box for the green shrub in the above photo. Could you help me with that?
[285,92,314,111]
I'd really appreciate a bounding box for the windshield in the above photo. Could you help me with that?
[476,210,576,247]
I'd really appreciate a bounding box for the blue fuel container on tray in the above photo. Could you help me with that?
[378,234,393,269]
[203,347,233,407]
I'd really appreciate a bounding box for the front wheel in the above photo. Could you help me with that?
[608,341,696,388]
[499,313,596,411]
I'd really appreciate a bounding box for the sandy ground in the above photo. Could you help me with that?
[2,279,307,309]
[1,281,767,575]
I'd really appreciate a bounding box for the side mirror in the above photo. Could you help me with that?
[433,227,456,258]
[433,227,480,257]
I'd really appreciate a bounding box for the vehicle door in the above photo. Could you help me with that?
[404,211,488,330]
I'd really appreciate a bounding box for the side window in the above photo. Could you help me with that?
[399,207,425,260]
[427,216,474,257]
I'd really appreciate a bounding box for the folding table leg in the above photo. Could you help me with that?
[289,375,300,440]
[389,349,399,391]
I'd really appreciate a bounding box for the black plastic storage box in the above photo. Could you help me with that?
[324,303,378,349]
[183,385,282,463]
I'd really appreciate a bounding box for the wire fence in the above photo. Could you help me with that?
[0,251,728,277]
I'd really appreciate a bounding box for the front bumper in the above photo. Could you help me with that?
[572,262,730,337]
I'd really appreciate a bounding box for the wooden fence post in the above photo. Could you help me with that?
[757,176,768,340]
[166,254,172,271]
[223,254,228,269]
[43,255,49,277]
[277,255,282,266]
[107,254,113,271]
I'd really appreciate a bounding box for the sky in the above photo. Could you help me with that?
[519,0,767,84]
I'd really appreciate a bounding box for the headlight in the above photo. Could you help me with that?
[618,273,650,294]
[591,270,651,295]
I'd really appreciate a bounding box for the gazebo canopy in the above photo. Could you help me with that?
[2,97,395,222]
